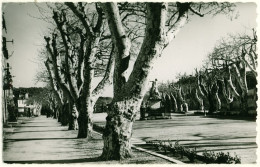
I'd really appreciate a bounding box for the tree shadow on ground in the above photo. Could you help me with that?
[5,129,69,134]
[4,137,82,142]
[14,125,60,127]
[4,157,106,164]
[205,115,256,121]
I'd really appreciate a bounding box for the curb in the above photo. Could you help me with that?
[92,124,185,164]
[131,146,185,164]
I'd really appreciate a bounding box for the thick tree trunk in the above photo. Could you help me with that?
[60,103,69,126]
[101,2,188,160]
[77,99,93,138]
[101,99,139,160]
[77,112,93,138]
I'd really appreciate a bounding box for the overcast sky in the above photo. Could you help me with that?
[2,2,257,97]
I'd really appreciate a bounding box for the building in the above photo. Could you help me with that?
[17,93,27,114]
[17,93,41,117]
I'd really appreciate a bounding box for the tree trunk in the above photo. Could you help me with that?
[170,93,177,113]
[68,101,78,130]
[177,89,184,112]
[208,83,221,114]
[165,94,172,113]
[53,108,57,119]
[240,93,248,115]
[208,95,215,114]
[77,98,93,138]
[101,99,139,160]
[60,103,69,126]
[208,94,221,114]
[101,2,188,160]
[195,89,204,112]
[57,106,62,122]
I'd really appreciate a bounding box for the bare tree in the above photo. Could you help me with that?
[208,29,257,114]
[44,2,114,138]
[101,2,236,160]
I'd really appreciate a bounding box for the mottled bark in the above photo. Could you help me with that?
[68,102,79,130]
[101,98,139,160]
[77,97,93,138]
[101,2,189,160]
[45,3,114,139]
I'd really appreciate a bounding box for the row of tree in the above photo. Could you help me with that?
[37,2,241,160]
[159,29,257,116]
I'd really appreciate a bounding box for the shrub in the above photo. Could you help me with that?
[185,147,197,162]
[216,152,241,164]
[167,140,177,155]
[146,140,241,164]
[174,141,185,158]
[202,150,217,163]
[203,150,241,164]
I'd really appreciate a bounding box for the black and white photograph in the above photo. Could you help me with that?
[1,0,259,164]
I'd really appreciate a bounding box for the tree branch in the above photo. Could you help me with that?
[53,10,79,100]
[65,2,94,36]
[45,59,63,105]
[94,3,104,33]
[44,34,72,100]
[189,6,204,17]
[166,3,189,45]
[101,2,131,96]
[122,3,168,99]
[92,45,115,101]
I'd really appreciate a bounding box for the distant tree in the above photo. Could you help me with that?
[207,29,257,114]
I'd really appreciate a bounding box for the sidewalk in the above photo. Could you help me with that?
[2,116,174,164]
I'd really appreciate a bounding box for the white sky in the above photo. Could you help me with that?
[150,2,257,82]
[2,2,257,97]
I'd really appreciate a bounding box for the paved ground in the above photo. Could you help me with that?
[93,112,257,164]
[2,116,172,164]
[3,114,257,164]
